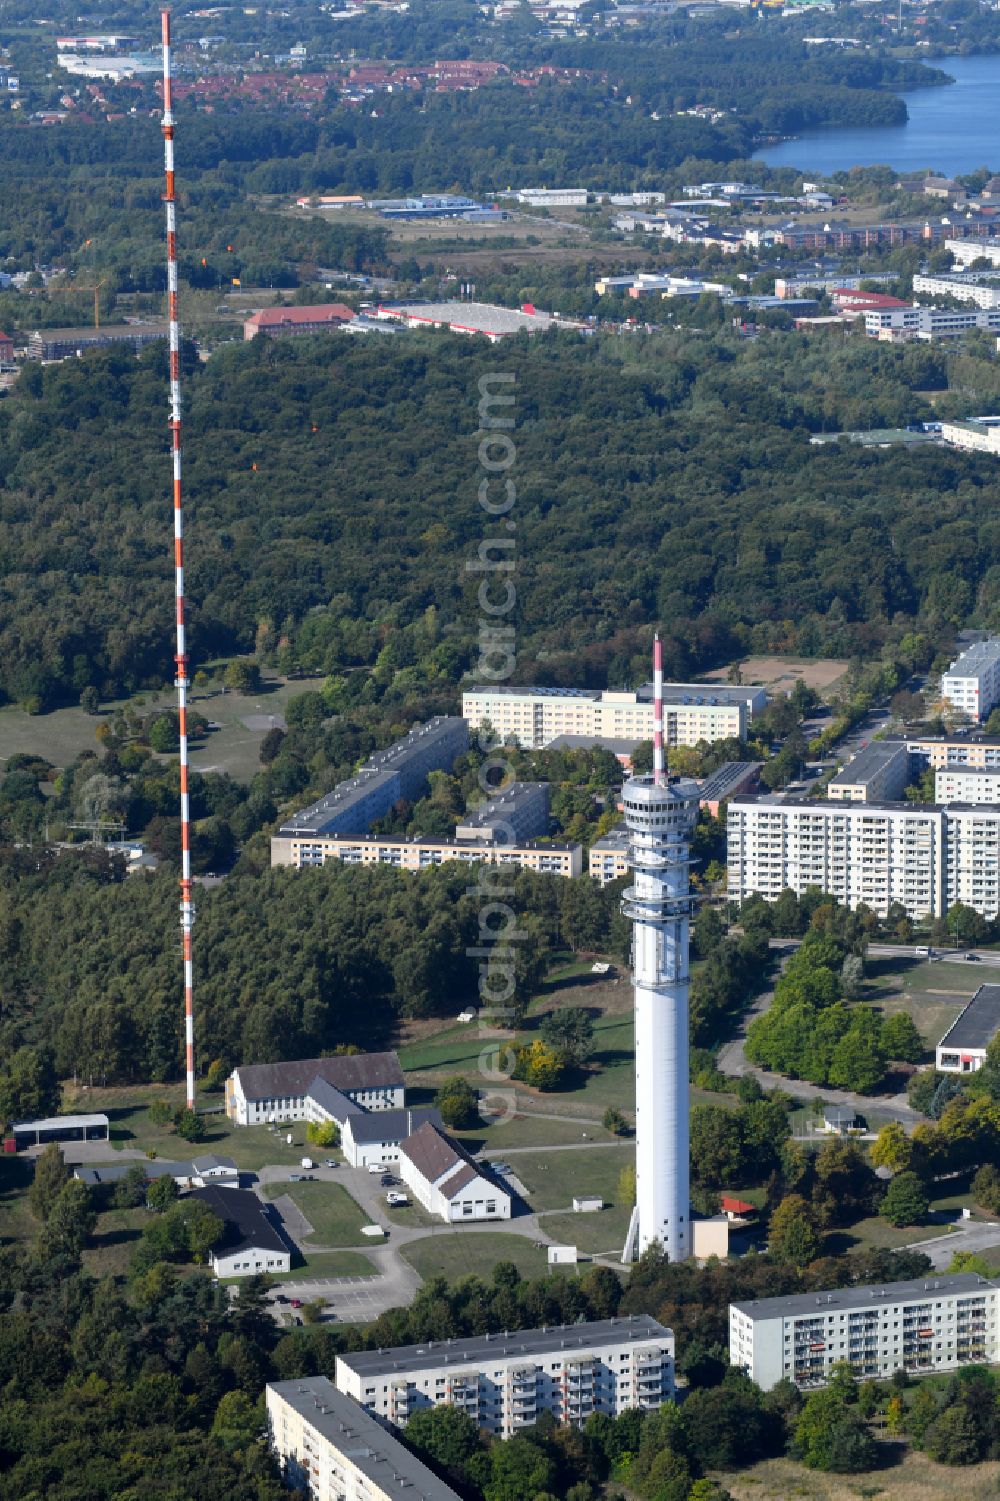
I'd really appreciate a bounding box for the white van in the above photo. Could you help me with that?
[367,1162,385,1175]
[914,946,931,958]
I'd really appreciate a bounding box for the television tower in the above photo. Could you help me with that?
[621,636,698,1264]
[161,10,196,1111]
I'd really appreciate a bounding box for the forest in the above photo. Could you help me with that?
[0,324,997,713]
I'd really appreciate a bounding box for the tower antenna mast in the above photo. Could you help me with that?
[161,9,196,1111]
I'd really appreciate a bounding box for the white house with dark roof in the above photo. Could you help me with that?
[398,1121,511,1223]
[225,1052,404,1126]
[190,1185,293,1278]
[339,1106,443,1170]
[936,983,1000,1073]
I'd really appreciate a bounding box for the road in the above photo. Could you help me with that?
[908,1221,1000,1271]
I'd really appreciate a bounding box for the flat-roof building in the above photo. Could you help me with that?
[936,983,1000,1073]
[335,1315,674,1434]
[546,732,642,768]
[729,793,1000,920]
[906,733,1000,770]
[698,760,762,815]
[273,717,469,848]
[9,1113,109,1151]
[828,741,910,803]
[26,324,167,361]
[941,638,1000,723]
[588,824,630,886]
[455,781,550,841]
[730,1274,1000,1390]
[270,831,582,878]
[268,1377,464,1501]
[376,300,588,341]
[463,683,756,751]
[935,763,1000,804]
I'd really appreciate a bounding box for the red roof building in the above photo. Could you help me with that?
[720,1195,756,1220]
[243,303,354,340]
[831,289,912,312]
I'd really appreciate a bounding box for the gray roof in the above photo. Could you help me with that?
[938,983,1000,1052]
[699,761,763,801]
[547,734,644,753]
[269,1378,462,1501]
[337,1315,672,1378]
[344,1106,441,1145]
[190,1185,289,1257]
[591,824,630,851]
[191,1153,238,1173]
[75,1159,189,1185]
[234,1051,403,1102]
[732,1273,995,1322]
[939,762,1000,778]
[830,741,908,787]
[30,324,166,343]
[400,1121,506,1199]
[307,1077,361,1122]
[944,639,1000,678]
[12,1112,109,1133]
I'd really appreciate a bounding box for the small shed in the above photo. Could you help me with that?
[822,1106,866,1135]
[572,1195,604,1213]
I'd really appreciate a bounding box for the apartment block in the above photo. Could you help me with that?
[906,734,1000,770]
[455,781,550,841]
[912,275,1000,309]
[589,825,631,886]
[730,1274,1000,1391]
[941,639,1000,722]
[334,1316,675,1436]
[727,796,945,918]
[270,832,582,878]
[729,794,1000,920]
[462,683,761,751]
[267,1378,462,1501]
[940,417,1000,455]
[864,305,1000,341]
[935,764,1000,803]
[275,717,469,845]
[828,741,910,803]
[945,804,1000,917]
[936,983,1000,1073]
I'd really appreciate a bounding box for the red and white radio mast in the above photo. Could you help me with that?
[161,10,196,1110]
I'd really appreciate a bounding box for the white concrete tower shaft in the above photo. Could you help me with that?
[621,640,698,1264]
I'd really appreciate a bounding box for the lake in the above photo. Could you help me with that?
[755,52,1000,175]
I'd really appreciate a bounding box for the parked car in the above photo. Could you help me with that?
[381,1173,396,1186]
[273,1294,289,1305]
[386,1191,409,1207]
[324,1159,338,1168]
[367,1163,385,1175]
[290,1299,302,1309]
[289,1174,304,1182]
[965,952,981,961]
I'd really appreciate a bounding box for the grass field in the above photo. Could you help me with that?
[701,655,850,698]
[82,1206,150,1278]
[864,956,978,1053]
[401,1232,553,1283]
[721,1447,1000,1501]
[64,1084,313,1170]
[0,670,327,783]
[541,1205,631,1255]
[453,1114,610,1154]
[502,1144,635,1214]
[261,1181,370,1247]
[0,1156,39,1250]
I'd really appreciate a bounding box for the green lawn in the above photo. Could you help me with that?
[0,671,327,783]
[261,1181,371,1247]
[82,1206,151,1278]
[0,1156,39,1250]
[541,1204,631,1255]
[864,957,977,1053]
[453,1114,616,1154]
[401,1232,553,1283]
[64,1084,315,1171]
[237,1249,377,1283]
[823,1215,954,1255]
[502,1145,635,1213]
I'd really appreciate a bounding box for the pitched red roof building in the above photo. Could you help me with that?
[243,303,354,340]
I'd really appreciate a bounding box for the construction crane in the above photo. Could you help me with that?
[41,280,108,328]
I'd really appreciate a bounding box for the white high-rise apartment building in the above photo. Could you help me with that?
[730,1274,1000,1391]
[935,764,1000,804]
[941,639,1000,723]
[728,795,1000,920]
[267,1378,462,1501]
[727,797,945,918]
[334,1317,674,1435]
[462,683,764,750]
